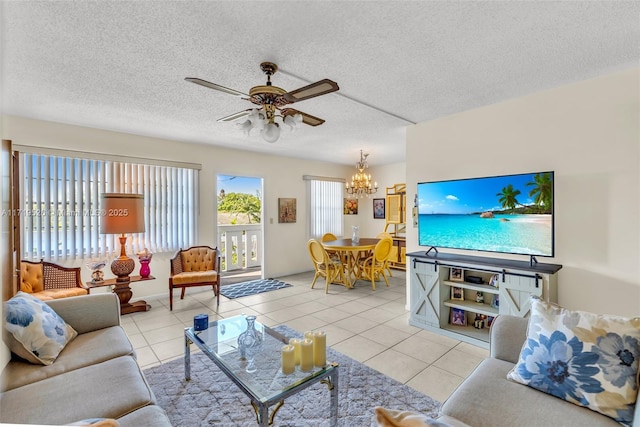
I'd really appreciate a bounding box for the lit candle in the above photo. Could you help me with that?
[300,338,314,372]
[313,331,326,367]
[281,345,295,375]
[290,338,302,366]
[304,331,314,341]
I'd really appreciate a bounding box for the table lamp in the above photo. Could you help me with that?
[100,193,145,282]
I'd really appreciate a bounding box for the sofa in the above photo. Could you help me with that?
[20,259,89,300]
[437,314,639,427]
[1,293,172,426]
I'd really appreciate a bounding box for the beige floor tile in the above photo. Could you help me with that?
[264,307,308,323]
[333,315,380,334]
[331,335,386,362]
[415,329,461,348]
[365,349,429,383]
[219,307,261,318]
[152,336,185,361]
[250,300,289,315]
[392,335,452,364]
[455,341,490,359]
[357,307,401,324]
[285,315,329,334]
[121,321,141,336]
[432,348,484,378]
[134,313,183,332]
[406,365,464,403]
[333,300,373,315]
[135,346,161,368]
[321,324,356,346]
[310,307,353,323]
[291,300,329,314]
[215,300,247,313]
[378,300,410,315]
[127,333,148,349]
[359,324,412,347]
[383,315,422,335]
[143,323,188,345]
[172,307,220,323]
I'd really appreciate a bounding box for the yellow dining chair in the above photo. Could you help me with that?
[358,237,393,290]
[376,232,394,277]
[321,232,342,262]
[308,239,344,293]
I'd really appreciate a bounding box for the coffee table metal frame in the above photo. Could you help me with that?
[184,315,339,426]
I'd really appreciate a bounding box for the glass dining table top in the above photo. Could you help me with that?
[185,315,336,403]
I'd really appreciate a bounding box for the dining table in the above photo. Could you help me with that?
[322,238,379,288]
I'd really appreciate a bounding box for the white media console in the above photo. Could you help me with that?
[407,251,562,349]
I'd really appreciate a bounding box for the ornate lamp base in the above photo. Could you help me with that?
[111,256,135,282]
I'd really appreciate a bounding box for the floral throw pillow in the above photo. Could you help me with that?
[507,296,640,426]
[4,291,77,365]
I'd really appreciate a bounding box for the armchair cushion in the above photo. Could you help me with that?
[180,247,216,272]
[4,291,78,365]
[507,296,640,426]
[20,261,44,293]
[171,270,218,285]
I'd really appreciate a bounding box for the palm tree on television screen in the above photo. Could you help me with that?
[496,184,521,211]
[526,172,553,213]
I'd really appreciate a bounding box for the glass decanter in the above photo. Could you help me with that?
[237,315,263,373]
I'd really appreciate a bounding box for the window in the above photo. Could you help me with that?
[20,151,198,260]
[306,176,343,238]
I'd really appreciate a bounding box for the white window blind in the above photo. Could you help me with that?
[307,178,343,239]
[20,152,198,260]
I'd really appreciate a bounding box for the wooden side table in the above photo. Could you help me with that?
[87,275,155,315]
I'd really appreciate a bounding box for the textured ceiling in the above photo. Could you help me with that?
[2,1,638,166]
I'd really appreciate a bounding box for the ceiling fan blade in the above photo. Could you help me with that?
[282,79,339,103]
[217,110,252,122]
[281,108,325,126]
[185,77,249,98]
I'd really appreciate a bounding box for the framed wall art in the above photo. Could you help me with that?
[278,198,297,223]
[373,198,385,219]
[344,198,358,215]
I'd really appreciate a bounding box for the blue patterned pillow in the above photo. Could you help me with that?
[4,291,77,365]
[507,297,640,426]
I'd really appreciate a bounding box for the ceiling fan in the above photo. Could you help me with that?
[185,62,339,142]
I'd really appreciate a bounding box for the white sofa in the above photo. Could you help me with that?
[0,293,172,426]
[438,315,639,427]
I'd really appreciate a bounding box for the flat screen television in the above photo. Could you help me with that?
[417,171,554,257]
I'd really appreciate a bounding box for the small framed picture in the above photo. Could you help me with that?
[487,316,495,327]
[449,267,464,282]
[344,198,358,215]
[451,286,464,301]
[278,198,297,223]
[450,308,467,326]
[489,274,500,288]
[491,294,500,309]
[373,198,385,219]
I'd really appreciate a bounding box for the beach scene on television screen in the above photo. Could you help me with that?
[418,172,553,256]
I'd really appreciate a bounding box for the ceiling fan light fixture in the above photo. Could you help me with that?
[284,113,303,130]
[237,119,253,135]
[261,122,281,143]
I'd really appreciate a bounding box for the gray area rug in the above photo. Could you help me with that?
[219,279,293,299]
[144,325,441,426]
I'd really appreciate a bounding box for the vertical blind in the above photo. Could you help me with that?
[307,178,343,239]
[21,153,198,260]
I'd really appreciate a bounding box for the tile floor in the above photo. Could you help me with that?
[122,269,488,403]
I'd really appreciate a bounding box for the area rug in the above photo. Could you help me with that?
[144,325,441,426]
[219,278,292,299]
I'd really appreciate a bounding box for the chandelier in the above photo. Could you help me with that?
[237,107,303,143]
[346,150,378,197]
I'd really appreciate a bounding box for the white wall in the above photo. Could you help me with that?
[2,115,383,300]
[406,68,640,317]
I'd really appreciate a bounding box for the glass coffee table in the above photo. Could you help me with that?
[184,315,339,426]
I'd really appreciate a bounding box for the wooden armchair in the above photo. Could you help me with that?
[357,237,393,290]
[19,260,88,300]
[169,245,221,310]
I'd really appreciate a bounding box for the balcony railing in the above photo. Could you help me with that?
[218,224,261,272]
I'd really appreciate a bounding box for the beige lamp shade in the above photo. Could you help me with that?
[100,193,145,234]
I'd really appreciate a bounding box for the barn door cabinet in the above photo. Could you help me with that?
[407,251,562,349]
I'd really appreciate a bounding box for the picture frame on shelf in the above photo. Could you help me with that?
[491,294,500,309]
[450,308,467,326]
[278,198,297,223]
[489,273,500,287]
[449,267,464,282]
[373,198,385,219]
[451,286,464,301]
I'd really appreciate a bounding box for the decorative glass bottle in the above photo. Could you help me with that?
[352,225,360,243]
[237,315,263,373]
